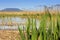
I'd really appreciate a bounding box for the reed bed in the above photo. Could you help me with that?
[18,13,60,40]
[18,9,60,40]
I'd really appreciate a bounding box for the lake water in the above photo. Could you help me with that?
[0,17,40,30]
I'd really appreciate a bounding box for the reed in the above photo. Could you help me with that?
[31,16,38,40]
[18,26,26,40]
[18,11,59,40]
[57,14,60,40]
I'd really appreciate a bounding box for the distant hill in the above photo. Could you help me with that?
[0,8,23,12]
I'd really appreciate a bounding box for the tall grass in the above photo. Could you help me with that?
[57,14,60,40]
[18,7,59,40]
[31,16,38,40]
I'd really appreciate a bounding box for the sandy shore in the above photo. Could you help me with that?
[0,30,20,40]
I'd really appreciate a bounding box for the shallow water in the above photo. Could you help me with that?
[0,17,40,30]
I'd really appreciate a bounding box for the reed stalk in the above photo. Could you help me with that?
[31,16,38,40]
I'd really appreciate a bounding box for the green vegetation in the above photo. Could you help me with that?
[18,6,60,40]
[18,12,60,40]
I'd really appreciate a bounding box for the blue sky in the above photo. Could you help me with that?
[0,0,60,10]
